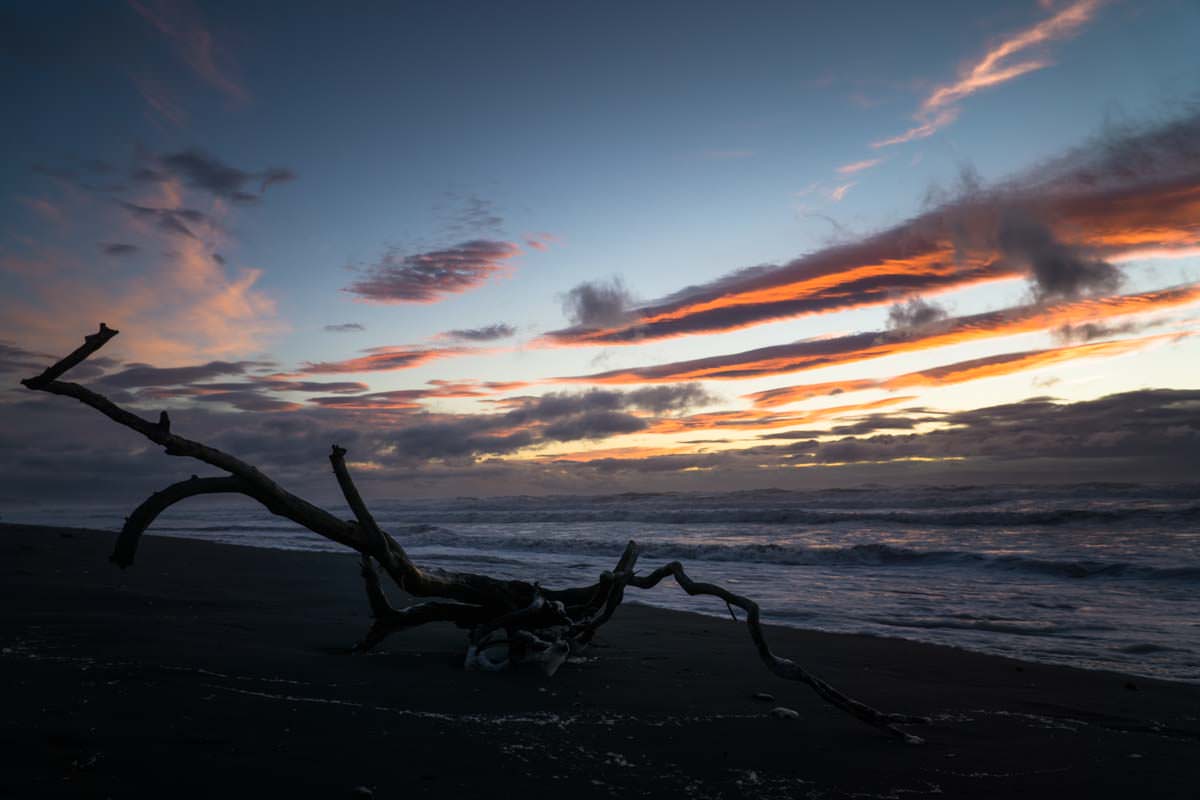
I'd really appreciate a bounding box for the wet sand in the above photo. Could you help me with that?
[1,522,1197,799]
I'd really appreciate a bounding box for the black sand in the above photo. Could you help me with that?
[1,522,1197,798]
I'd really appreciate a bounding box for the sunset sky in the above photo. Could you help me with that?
[2,0,1199,504]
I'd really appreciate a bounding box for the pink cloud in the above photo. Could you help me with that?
[129,0,250,104]
[344,240,521,304]
[836,158,883,175]
[874,0,1102,147]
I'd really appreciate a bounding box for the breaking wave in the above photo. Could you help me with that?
[390,532,1200,582]
[363,504,1200,528]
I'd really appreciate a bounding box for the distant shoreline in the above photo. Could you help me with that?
[2,521,1198,798]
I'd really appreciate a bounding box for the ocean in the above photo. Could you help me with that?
[7,483,1199,682]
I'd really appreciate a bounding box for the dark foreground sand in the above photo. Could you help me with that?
[2,523,1197,799]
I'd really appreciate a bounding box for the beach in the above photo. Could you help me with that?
[2,521,1197,799]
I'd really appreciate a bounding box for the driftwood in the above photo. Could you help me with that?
[22,325,929,742]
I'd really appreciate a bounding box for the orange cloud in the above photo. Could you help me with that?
[645,396,915,435]
[875,0,1102,147]
[747,332,1187,407]
[870,108,960,148]
[746,380,878,409]
[1,234,281,365]
[566,284,1200,384]
[299,345,479,375]
[534,444,698,463]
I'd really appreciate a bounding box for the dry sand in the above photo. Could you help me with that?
[1,522,1197,798]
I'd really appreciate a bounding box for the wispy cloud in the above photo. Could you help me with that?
[829,182,856,201]
[101,242,141,257]
[439,323,516,342]
[874,0,1103,147]
[129,0,250,104]
[746,332,1185,407]
[836,158,883,175]
[132,73,188,128]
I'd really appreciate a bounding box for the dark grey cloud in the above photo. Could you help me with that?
[345,240,520,303]
[503,385,715,423]
[101,242,140,256]
[119,202,211,239]
[1053,319,1145,344]
[3,387,1197,505]
[33,148,295,205]
[150,149,296,202]
[761,413,935,439]
[562,389,1200,482]
[0,342,55,375]
[792,389,1200,468]
[441,323,516,342]
[622,384,720,414]
[997,210,1122,302]
[443,194,504,237]
[560,277,635,329]
[542,410,646,441]
[377,384,714,462]
[392,422,535,462]
[96,360,274,389]
[135,386,301,413]
[324,323,366,333]
[0,344,120,385]
[886,296,948,331]
[258,380,369,394]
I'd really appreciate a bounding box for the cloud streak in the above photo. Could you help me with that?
[563,284,1200,384]
[298,344,478,375]
[440,323,516,342]
[746,331,1187,408]
[837,158,882,175]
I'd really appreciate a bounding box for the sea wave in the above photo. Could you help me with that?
[389,531,1200,582]
[359,504,1200,528]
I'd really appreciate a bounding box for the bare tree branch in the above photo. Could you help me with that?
[113,475,259,567]
[21,322,118,389]
[627,561,929,742]
[20,324,929,741]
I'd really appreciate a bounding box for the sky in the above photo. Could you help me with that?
[2,0,1199,507]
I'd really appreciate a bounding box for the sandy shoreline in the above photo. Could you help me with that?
[2,521,1197,798]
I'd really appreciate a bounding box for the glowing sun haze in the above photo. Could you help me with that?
[2,0,1198,502]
